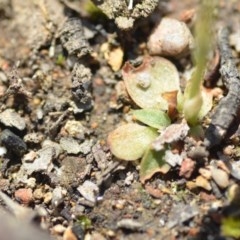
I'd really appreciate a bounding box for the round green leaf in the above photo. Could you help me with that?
[132,109,171,129]
[107,123,158,161]
[122,56,180,110]
[140,148,171,183]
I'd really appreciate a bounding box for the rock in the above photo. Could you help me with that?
[14,188,33,205]
[195,176,212,191]
[87,231,106,240]
[23,132,44,144]
[33,188,44,200]
[77,180,99,203]
[22,146,56,174]
[63,120,86,140]
[52,224,66,235]
[71,224,85,240]
[165,150,183,167]
[0,109,26,131]
[199,168,212,180]
[228,160,240,180]
[0,129,27,157]
[79,139,93,155]
[63,227,79,240]
[26,177,36,188]
[42,140,63,156]
[117,219,143,230]
[22,151,37,162]
[44,192,53,204]
[211,167,229,189]
[147,17,193,57]
[186,181,197,190]
[179,158,196,178]
[60,137,81,154]
[51,186,64,207]
[0,146,7,156]
[167,203,199,228]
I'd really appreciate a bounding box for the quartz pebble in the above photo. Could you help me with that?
[195,176,212,191]
[211,167,229,189]
[51,186,64,207]
[147,17,193,57]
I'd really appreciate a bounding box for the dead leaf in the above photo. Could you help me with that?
[140,148,171,184]
[152,122,190,151]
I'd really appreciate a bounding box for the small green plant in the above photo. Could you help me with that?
[108,1,216,182]
[183,0,216,125]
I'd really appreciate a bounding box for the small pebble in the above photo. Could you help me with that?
[147,17,193,57]
[227,184,240,204]
[71,224,85,240]
[0,109,26,131]
[24,132,44,144]
[87,231,106,240]
[0,146,7,156]
[187,180,198,190]
[23,151,37,162]
[33,188,44,200]
[26,177,36,188]
[52,186,64,207]
[77,180,99,203]
[44,192,53,204]
[199,168,212,180]
[64,120,86,140]
[14,188,33,205]
[179,158,195,178]
[211,167,229,189]
[0,129,27,157]
[60,137,81,154]
[195,176,212,191]
[117,219,143,230]
[52,224,66,235]
[63,227,77,240]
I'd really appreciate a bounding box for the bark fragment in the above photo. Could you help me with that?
[204,28,240,148]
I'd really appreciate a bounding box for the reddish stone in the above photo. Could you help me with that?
[14,188,33,205]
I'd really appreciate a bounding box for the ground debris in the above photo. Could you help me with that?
[71,63,93,112]
[59,17,91,58]
[166,203,199,229]
[0,109,26,131]
[77,180,99,204]
[117,219,143,231]
[60,137,82,154]
[22,145,57,175]
[152,122,189,151]
[204,27,240,148]
[91,0,158,30]
[0,129,27,157]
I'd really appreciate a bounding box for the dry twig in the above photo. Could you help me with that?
[204,28,240,148]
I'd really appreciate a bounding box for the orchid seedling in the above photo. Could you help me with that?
[108,1,217,183]
[183,0,216,125]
